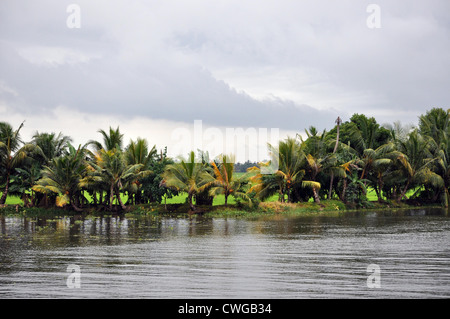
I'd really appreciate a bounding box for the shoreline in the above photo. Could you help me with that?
[0,200,447,219]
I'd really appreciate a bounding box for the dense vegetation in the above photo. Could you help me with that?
[0,108,449,214]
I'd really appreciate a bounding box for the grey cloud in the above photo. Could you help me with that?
[0,40,339,131]
[1,0,448,135]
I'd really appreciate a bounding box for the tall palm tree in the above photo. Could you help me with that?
[303,154,323,203]
[0,122,40,205]
[161,151,214,211]
[81,149,150,211]
[394,130,443,202]
[125,138,157,167]
[124,138,157,204]
[88,126,124,152]
[328,117,342,198]
[419,108,449,147]
[249,138,308,203]
[32,144,88,211]
[206,154,250,206]
[32,131,73,164]
[342,114,391,158]
[271,137,306,203]
[431,133,450,207]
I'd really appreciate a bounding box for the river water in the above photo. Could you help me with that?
[1,208,449,299]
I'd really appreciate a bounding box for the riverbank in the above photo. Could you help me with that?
[0,199,446,219]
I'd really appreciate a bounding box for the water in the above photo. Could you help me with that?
[1,208,449,299]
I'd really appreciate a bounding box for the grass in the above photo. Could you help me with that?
[1,185,437,219]
[0,186,423,207]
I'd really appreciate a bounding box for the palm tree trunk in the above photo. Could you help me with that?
[188,193,195,211]
[328,117,341,199]
[340,178,347,203]
[312,187,321,204]
[398,180,411,202]
[71,202,84,212]
[116,190,127,211]
[328,175,335,199]
[445,189,449,208]
[109,185,115,211]
[376,176,385,203]
[0,172,10,205]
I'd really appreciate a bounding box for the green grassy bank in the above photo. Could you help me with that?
[1,195,444,219]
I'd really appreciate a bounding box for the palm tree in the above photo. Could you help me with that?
[32,131,73,164]
[328,117,342,198]
[206,154,251,206]
[340,114,391,160]
[81,149,150,211]
[430,132,450,207]
[419,108,449,147]
[88,126,124,152]
[394,130,443,202]
[0,122,41,205]
[303,154,324,203]
[270,137,306,203]
[125,138,157,167]
[32,144,88,211]
[161,151,214,211]
[249,137,319,203]
[124,138,157,204]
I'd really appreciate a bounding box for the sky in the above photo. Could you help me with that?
[0,0,449,161]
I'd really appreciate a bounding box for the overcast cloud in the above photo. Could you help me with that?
[0,0,449,159]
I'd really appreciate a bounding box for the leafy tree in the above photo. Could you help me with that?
[141,147,177,204]
[419,108,449,147]
[88,126,124,152]
[124,138,157,204]
[433,134,450,207]
[0,122,41,205]
[394,130,443,202]
[81,149,150,211]
[33,144,88,211]
[339,114,391,156]
[31,131,73,165]
[206,154,251,206]
[162,151,214,211]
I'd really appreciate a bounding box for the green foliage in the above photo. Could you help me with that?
[2,108,449,214]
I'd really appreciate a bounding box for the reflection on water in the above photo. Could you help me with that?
[0,208,449,298]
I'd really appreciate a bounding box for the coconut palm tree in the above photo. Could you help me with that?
[31,131,73,164]
[32,144,88,211]
[430,132,450,207]
[270,137,306,202]
[328,117,342,198]
[0,122,41,205]
[394,130,443,202]
[81,148,150,211]
[125,138,157,167]
[249,138,310,203]
[124,138,157,204]
[161,151,214,211]
[206,154,251,206]
[88,126,124,152]
[351,142,397,201]
[419,108,449,147]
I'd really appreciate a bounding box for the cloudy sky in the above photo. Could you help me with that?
[0,0,449,161]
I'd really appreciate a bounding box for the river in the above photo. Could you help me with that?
[1,208,449,299]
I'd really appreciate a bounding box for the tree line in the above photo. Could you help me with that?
[0,107,449,212]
